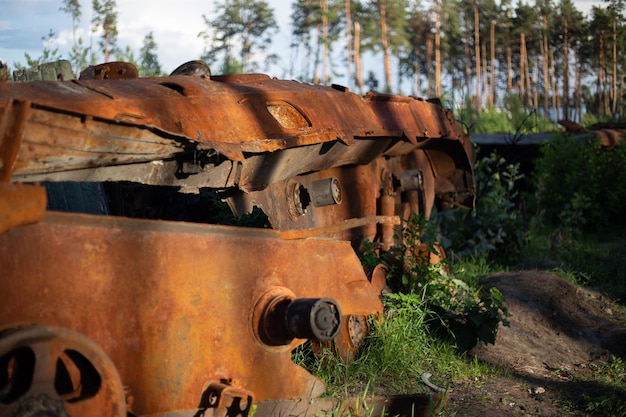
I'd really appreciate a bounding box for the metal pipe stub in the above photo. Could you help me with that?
[253,288,342,347]
[285,298,342,341]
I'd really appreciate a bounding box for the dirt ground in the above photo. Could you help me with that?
[444,270,626,417]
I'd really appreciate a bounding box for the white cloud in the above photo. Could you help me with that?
[0,21,13,32]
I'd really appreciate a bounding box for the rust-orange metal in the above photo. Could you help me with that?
[0,61,476,416]
[0,212,383,415]
[0,182,46,233]
[1,68,475,243]
[0,325,127,417]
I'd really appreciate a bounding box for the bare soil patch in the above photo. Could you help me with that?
[445,270,626,417]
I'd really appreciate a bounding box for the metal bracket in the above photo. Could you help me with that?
[198,380,254,417]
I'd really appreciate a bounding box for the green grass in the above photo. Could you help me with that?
[293,136,626,412]
[520,223,626,305]
[559,356,626,416]
[294,291,497,400]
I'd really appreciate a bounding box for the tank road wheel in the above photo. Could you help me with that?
[332,315,369,363]
[0,325,126,417]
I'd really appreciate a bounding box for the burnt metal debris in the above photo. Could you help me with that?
[0,60,475,417]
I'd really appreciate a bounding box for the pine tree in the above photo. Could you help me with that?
[91,0,118,62]
[60,0,90,76]
[139,32,163,77]
[200,0,278,74]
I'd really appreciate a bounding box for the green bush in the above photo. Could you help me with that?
[360,214,510,353]
[533,135,626,233]
[456,94,558,134]
[435,151,525,262]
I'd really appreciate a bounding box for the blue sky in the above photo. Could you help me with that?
[0,0,293,76]
[0,0,606,81]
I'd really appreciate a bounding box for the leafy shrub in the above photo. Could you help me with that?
[456,94,558,134]
[435,151,525,262]
[360,214,510,353]
[533,135,626,233]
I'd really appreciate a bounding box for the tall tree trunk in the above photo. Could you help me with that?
[414,59,421,96]
[507,44,512,91]
[617,75,625,120]
[533,59,539,110]
[506,20,512,92]
[519,32,526,105]
[379,1,392,92]
[464,26,472,99]
[474,4,481,110]
[435,0,441,97]
[354,22,364,93]
[104,33,110,62]
[599,35,610,116]
[490,20,495,107]
[542,17,551,119]
[551,50,559,119]
[345,0,354,89]
[562,17,570,120]
[611,2,617,116]
[321,0,329,84]
[524,34,531,107]
[573,48,582,121]
[482,43,488,105]
[426,36,433,96]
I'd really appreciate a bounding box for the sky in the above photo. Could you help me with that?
[0,0,294,77]
[0,0,607,83]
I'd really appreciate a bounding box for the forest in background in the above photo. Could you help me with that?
[5,0,626,123]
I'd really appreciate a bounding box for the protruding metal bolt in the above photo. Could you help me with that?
[310,178,342,207]
[255,290,342,346]
[285,298,342,341]
[398,169,423,191]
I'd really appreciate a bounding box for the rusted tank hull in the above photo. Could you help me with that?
[0,211,383,415]
[1,73,474,237]
[0,63,475,416]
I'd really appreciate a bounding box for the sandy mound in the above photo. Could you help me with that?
[473,270,626,379]
[446,270,626,417]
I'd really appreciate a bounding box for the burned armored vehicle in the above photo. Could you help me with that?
[0,60,474,417]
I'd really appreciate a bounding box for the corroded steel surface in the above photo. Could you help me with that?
[1,75,469,165]
[0,211,383,415]
[0,62,477,416]
[1,70,474,221]
[0,325,127,417]
[0,182,46,233]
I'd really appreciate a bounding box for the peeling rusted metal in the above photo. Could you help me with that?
[0,325,127,417]
[0,62,477,416]
[2,68,474,218]
[0,182,47,233]
[0,99,30,181]
[0,212,383,415]
[79,61,139,80]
